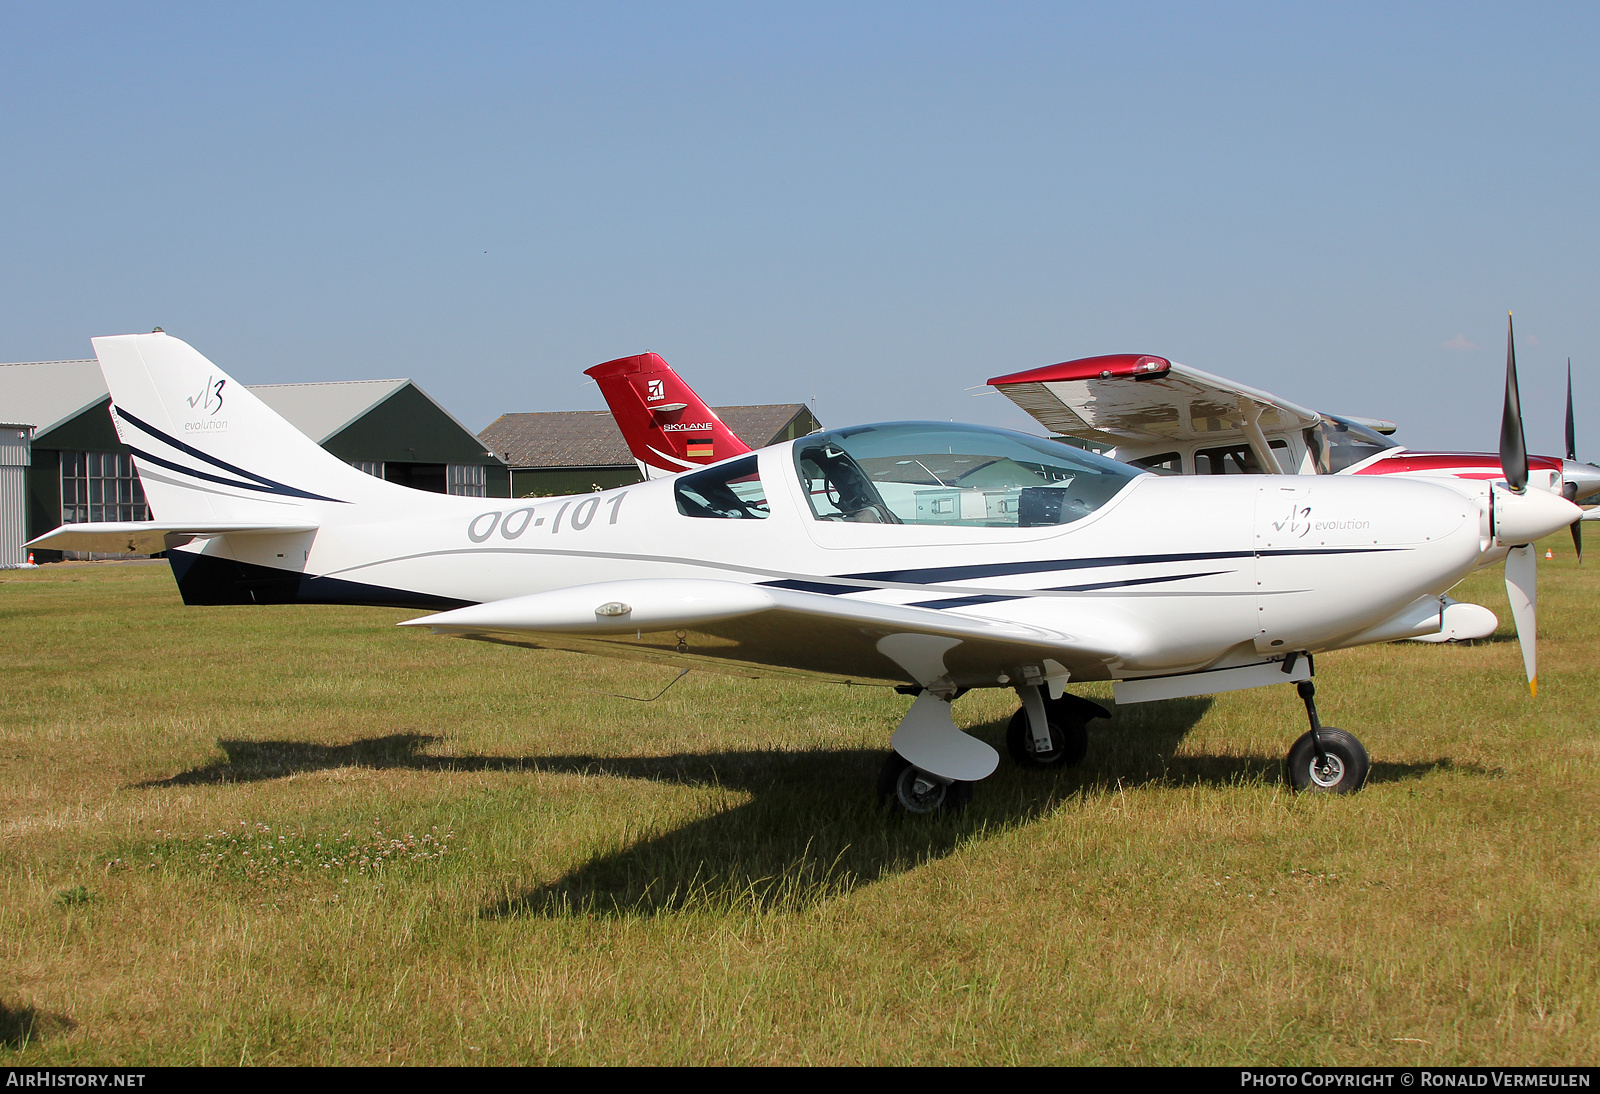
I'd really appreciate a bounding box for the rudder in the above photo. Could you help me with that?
[585,352,750,478]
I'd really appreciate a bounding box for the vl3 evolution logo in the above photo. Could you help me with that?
[1272,502,1371,539]
[184,375,228,432]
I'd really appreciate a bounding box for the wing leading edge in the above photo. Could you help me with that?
[989,355,1323,448]
[401,578,1129,688]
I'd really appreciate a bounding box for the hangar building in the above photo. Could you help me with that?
[1,360,510,561]
[481,404,822,497]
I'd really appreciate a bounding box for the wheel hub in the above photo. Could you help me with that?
[1027,730,1061,762]
[897,768,947,813]
[1308,753,1346,788]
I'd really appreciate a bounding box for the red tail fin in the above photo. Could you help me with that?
[585,353,751,478]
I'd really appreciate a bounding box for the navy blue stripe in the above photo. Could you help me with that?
[908,568,1235,608]
[116,406,347,504]
[1044,569,1234,593]
[761,578,852,594]
[762,546,1401,601]
[842,551,1254,585]
[845,548,1398,586]
[127,445,347,503]
[911,593,1027,609]
[1258,548,1400,557]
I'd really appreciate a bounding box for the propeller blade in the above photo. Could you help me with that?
[1566,358,1576,462]
[1565,482,1583,563]
[1504,544,1538,696]
[1501,313,1529,492]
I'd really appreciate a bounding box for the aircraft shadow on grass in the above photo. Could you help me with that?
[0,999,76,1049]
[136,697,1481,918]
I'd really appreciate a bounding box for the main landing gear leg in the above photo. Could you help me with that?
[1284,678,1371,794]
[1004,685,1106,769]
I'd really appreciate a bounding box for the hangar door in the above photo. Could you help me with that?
[0,425,31,567]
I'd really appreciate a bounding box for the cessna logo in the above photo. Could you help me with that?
[646,379,665,401]
[187,376,225,415]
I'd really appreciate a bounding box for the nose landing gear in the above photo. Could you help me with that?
[877,752,973,814]
[1285,679,1370,793]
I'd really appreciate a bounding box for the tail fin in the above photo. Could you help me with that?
[93,331,413,522]
[584,353,750,478]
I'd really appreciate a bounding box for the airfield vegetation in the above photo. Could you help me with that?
[1,552,1597,1065]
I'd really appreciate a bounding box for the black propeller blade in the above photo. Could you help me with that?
[1565,481,1583,562]
[1500,313,1528,492]
[1566,358,1576,461]
[1566,358,1583,562]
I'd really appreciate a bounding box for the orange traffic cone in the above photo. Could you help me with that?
[1546,549,1554,560]
[25,551,34,565]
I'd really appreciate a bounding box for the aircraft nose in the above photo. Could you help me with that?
[1562,460,1600,502]
[1492,485,1584,546]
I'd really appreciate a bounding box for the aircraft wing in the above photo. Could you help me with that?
[26,521,319,555]
[989,354,1324,448]
[401,578,1128,687]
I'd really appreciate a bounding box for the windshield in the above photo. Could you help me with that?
[793,422,1142,527]
[1306,415,1399,474]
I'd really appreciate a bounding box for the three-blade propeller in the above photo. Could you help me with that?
[1491,315,1585,696]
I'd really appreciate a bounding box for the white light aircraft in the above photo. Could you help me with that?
[28,331,1581,812]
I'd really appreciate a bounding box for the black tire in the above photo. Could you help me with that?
[1005,708,1089,769]
[876,752,972,815]
[1284,728,1370,794]
[1047,694,1111,725]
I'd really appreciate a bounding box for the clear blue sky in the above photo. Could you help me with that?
[2,2,1596,454]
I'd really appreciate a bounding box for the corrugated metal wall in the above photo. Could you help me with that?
[0,425,32,567]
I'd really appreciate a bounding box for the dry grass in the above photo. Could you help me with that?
[0,550,1597,1065]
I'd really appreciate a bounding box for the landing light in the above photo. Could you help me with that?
[595,602,632,617]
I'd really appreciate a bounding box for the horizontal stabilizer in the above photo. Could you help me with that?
[26,521,318,555]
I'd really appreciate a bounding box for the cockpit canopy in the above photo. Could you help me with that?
[793,422,1142,527]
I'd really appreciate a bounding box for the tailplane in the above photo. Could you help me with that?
[585,353,750,478]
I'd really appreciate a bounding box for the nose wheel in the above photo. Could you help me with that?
[1284,680,1370,793]
[877,752,972,814]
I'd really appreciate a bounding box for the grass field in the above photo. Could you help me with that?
[1,551,1597,1065]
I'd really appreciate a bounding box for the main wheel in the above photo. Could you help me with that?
[876,753,972,814]
[1284,728,1370,794]
[1005,708,1089,769]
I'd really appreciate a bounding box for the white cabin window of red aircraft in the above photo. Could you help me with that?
[674,455,770,519]
[1195,440,1291,475]
[1305,415,1398,474]
[793,423,1140,528]
[1128,451,1183,476]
